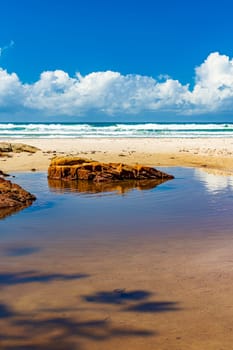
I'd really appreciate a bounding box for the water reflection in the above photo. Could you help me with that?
[0,202,34,220]
[195,168,233,194]
[48,178,168,195]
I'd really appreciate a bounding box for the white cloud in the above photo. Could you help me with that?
[1,51,233,117]
[0,68,22,108]
[190,52,233,113]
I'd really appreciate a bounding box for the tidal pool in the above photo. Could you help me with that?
[0,167,233,350]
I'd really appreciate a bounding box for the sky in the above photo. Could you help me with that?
[1,0,233,121]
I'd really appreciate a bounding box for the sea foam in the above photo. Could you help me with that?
[0,122,232,138]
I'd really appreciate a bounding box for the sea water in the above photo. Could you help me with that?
[1,122,233,138]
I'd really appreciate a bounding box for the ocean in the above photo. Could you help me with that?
[0,122,233,138]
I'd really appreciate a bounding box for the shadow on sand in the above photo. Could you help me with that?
[2,247,41,257]
[0,299,154,350]
[0,271,180,350]
[0,271,89,287]
[83,289,180,314]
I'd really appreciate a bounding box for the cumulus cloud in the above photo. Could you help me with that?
[1,51,233,117]
[190,52,233,113]
[0,68,23,109]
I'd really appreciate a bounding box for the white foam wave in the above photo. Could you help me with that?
[0,123,233,138]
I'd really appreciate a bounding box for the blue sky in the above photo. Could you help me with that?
[1,0,233,121]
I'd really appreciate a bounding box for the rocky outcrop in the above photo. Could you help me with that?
[0,142,39,153]
[0,176,36,219]
[48,157,174,182]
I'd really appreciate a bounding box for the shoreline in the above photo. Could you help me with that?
[1,137,233,173]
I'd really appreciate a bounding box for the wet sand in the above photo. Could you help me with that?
[0,137,233,173]
[0,230,233,350]
[0,143,233,349]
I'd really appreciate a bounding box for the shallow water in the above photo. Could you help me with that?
[0,167,233,350]
[0,167,233,241]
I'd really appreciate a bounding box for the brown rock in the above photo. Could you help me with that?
[0,142,12,152]
[0,142,40,153]
[0,177,36,219]
[48,157,174,182]
[11,143,40,153]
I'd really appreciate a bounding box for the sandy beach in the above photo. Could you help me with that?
[1,137,233,173]
[1,139,233,349]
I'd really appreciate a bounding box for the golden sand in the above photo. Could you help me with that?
[0,137,233,173]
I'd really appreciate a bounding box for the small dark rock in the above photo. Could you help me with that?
[0,170,10,177]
